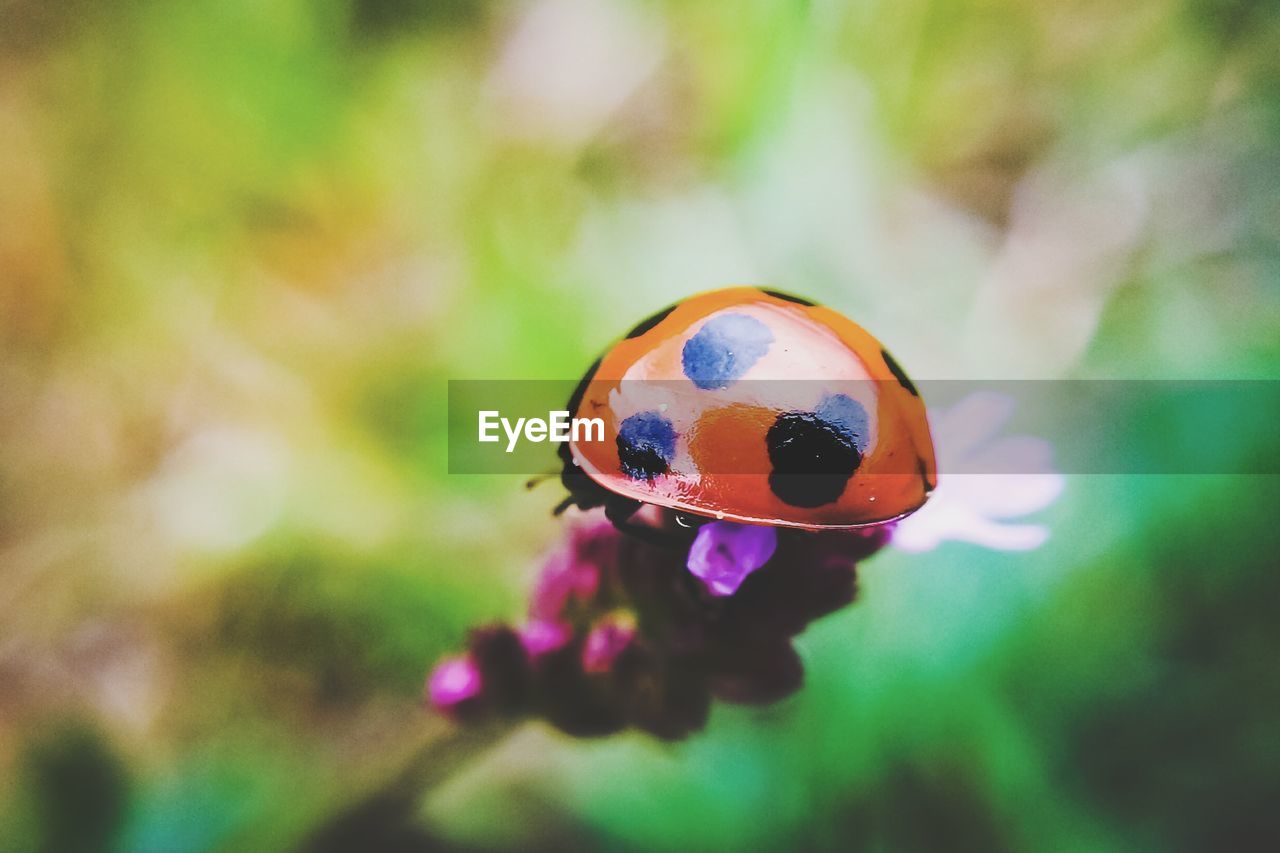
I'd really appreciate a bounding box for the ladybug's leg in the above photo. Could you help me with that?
[555,456,610,515]
[554,451,692,549]
[603,495,643,526]
[525,471,558,489]
[611,518,696,549]
[604,496,695,550]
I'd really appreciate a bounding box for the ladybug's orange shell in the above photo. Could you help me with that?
[569,287,936,529]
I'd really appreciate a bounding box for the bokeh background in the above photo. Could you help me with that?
[2,0,1278,849]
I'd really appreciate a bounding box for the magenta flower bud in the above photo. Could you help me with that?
[686,521,778,597]
[582,614,638,674]
[520,619,573,663]
[426,655,482,719]
[529,521,611,621]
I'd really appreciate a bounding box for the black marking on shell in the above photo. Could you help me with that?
[624,304,677,339]
[918,457,936,492]
[761,289,817,307]
[560,355,602,493]
[881,349,919,397]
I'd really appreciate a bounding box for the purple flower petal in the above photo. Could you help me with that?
[686,521,778,597]
[426,655,482,717]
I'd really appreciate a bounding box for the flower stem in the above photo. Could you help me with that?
[304,715,517,847]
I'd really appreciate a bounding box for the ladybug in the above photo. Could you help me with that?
[556,287,936,537]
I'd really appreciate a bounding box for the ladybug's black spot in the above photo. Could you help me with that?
[624,304,677,339]
[617,411,677,480]
[761,289,817,307]
[881,349,919,397]
[766,412,861,507]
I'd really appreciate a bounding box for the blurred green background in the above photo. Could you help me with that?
[1,0,1278,850]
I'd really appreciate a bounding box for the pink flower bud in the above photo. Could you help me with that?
[426,655,482,718]
[581,615,637,674]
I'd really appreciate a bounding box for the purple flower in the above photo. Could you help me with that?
[425,509,890,740]
[426,655,482,719]
[686,521,778,596]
